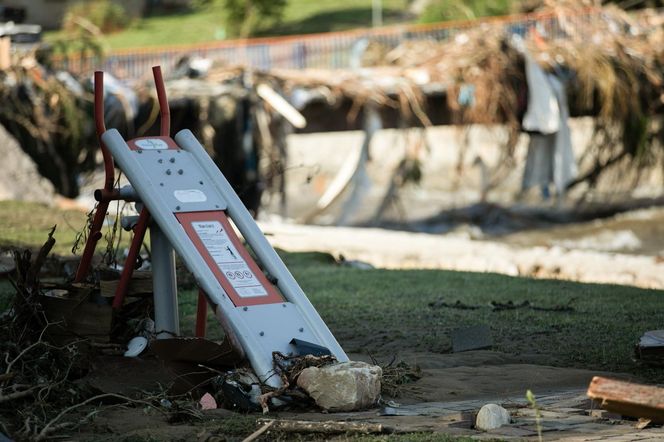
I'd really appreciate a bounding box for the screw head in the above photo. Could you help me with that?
[159,183,164,186]
[259,331,264,337]
[137,149,143,154]
[169,157,175,163]
[199,181,204,185]
[243,307,248,311]
[158,159,163,163]
[178,169,183,175]
[175,205,181,210]
[166,169,172,175]
[299,327,304,332]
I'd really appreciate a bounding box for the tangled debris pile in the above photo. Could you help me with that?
[0,230,99,440]
[201,1,664,193]
[0,228,388,440]
[0,57,264,210]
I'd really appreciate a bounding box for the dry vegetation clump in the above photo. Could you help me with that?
[537,4,664,187]
[0,230,93,440]
[0,231,201,440]
[372,356,422,398]
[62,0,128,34]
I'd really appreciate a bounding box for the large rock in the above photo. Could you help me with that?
[296,361,382,411]
[0,124,55,204]
[475,403,511,430]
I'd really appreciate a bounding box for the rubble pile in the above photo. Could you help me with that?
[0,123,55,204]
[0,63,96,197]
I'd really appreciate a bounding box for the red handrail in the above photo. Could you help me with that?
[112,209,151,309]
[112,66,171,309]
[73,71,115,283]
[152,66,170,137]
[94,71,116,191]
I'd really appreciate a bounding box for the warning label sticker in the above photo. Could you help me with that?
[192,221,267,298]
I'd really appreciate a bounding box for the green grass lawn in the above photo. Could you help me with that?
[0,201,88,255]
[45,0,411,51]
[2,200,663,383]
[179,250,664,383]
[267,0,410,36]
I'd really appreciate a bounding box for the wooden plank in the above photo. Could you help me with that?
[99,270,153,298]
[40,284,112,343]
[587,376,664,423]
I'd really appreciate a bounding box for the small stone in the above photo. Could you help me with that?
[475,403,511,430]
[297,361,382,412]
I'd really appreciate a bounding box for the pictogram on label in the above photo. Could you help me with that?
[192,221,267,298]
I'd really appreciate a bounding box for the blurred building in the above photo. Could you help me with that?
[0,1,197,30]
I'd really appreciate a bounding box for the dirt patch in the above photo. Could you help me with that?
[353,350,620,404]
[77,354,175,397]
[64,350,659,441]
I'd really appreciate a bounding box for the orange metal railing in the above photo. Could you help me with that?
[53,8,600,80]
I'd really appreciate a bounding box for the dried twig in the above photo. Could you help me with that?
[0,386,42,403]
[34,393,166,441]
[242,420,275,442]
[4,328,48,375]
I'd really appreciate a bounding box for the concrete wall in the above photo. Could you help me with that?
[265,119,664,223]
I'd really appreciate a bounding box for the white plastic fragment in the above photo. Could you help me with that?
[124,336,148,357]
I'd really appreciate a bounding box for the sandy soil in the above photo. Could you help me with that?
[353,350,613,404]
[259,220,664,289]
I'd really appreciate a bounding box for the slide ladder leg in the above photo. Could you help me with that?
[195,289,207,338]
[151,222,180,339]
[112,208,150,309]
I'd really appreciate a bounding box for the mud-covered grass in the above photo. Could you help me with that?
[282,252,664,381]
[0,201,87,255]
[0,200,136,260]
[176,251,664,383]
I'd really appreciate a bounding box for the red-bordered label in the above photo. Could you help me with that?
[176,211,283,307]
[127,136,180,151]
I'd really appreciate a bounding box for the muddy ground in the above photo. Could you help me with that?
[64,342,659,441]
[2,202,664,440]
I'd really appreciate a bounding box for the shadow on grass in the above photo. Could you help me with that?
[142,5,201,19]
[264,7,406,35]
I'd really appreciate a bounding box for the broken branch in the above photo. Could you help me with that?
[242,420,275,442]
[0,386,41,403]
[256,419,393,435]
